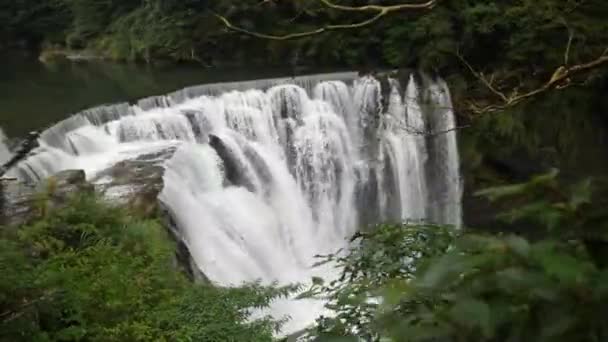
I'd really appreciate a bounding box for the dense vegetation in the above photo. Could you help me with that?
[304,171,608,341]
[3,1,607,69]
[0,194,289,341]
[3,172,608,341]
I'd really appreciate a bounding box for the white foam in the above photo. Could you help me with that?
[8,73,462,335]
[0,127,10,166]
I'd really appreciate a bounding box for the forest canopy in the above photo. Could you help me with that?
[3,1,607,70]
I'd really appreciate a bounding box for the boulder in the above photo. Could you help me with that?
[92,147,206,280]
[1,147,174,226]
[0,147,206,281]
[94,147,176,217]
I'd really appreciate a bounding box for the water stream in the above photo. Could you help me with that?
[6,71,461,334]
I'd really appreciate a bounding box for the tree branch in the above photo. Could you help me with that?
[319,0,437,12]
[0,291,57,324]
[457,51,508,103]
[216,1,607,118]
[460,50,608,115]
[564,26,574,66]
[215,0,436,41]
[394,121,470,136]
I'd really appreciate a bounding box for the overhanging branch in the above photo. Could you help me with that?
[215,0,437,40]
[460,49,608,115]
[320,0,437,12]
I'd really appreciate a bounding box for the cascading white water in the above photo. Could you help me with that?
[423,77,463,227]
[6,71,462,334]
[0,127,11,165]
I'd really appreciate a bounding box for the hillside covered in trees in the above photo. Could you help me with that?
[4,1,608,70]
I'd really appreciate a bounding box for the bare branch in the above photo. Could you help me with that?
[564,27,574,66]
[320,0,437,12]
[558,17,575,66]
[460,50,608,115]
[215,0,436,41]
[457,51,508,103]
[394,121,470,136]
[0,291,57,323]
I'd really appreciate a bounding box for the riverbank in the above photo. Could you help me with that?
[38,47,105,64]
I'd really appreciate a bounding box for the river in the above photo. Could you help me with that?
[3,52,607,241]
[0,52,329,139]
[3,65,463,335]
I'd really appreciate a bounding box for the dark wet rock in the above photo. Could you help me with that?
[181,110,207,143]
[0,169,93,226]
[91,147,207,280]
[94,147,176,217]
[209,134,258,191]
[0,149,207,281]
[0,131,40,178]
[0,178,37,226]
[158,202,210,282]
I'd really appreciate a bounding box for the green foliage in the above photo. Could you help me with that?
[0,0,71,46]
[475,169,608,240]
[382,234,608,342]
[306,172,608,341]
[5,0,608,73]
[0,194,283,341]
[303,223,456,340]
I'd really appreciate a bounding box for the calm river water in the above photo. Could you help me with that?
[0,52,316,139]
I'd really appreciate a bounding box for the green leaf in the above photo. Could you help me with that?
[449,298,493,338]
[569,178,592,209]
[417,252,470,290]
[539,308,576,340]
[505,235,531,258]
[475,169,559,201]
[533,244,590,284]
[497,201,563,230]
[474,183,527,201]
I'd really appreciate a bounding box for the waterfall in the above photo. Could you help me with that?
[6,71,462,334]
[0,128,10,166]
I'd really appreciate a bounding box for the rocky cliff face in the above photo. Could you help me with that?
[0,170,93,226]
[93,147,176,217]
[0,147,175,225]
[0,148,206,280]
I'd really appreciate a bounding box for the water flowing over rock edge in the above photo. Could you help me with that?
[0,128,12,166]
[3,70,462,336]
